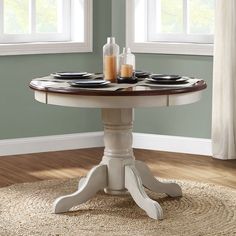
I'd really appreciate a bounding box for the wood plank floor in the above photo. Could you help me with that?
[0,148,236,189]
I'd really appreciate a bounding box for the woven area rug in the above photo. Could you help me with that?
[0,178,236,236]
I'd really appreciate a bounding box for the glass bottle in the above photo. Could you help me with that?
[118,47,135,78]
[103,37,120,83]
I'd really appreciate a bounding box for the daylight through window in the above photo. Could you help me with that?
[147,0,215,43]
[128,0,215,55]
[0,0,71,43]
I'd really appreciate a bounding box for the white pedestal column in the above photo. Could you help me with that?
[101,108,134,194]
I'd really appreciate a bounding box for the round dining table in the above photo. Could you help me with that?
[30,76,207,220]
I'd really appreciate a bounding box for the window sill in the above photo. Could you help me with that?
[127,41,213,56]
[0,41,93,56]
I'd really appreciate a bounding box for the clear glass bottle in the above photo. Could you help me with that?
[118,48,135,78]
[103,37,120,82]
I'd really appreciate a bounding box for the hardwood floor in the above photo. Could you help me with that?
[0,148,236,189]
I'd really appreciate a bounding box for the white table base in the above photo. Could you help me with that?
[53,108,182,220]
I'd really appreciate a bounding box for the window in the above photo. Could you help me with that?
[0,0,92,55]
[126,0,215,55]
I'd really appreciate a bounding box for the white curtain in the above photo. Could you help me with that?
[212,0,236,160]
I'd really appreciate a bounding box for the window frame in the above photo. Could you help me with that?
[147,0,214,44]
[0,0,93,55]
[126,0,214,56]
[0,0,71,43]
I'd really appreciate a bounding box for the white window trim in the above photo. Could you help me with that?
[0,0,71,43]
[0,0,93,56]
[126,0,214,56]
[147,0,214,44]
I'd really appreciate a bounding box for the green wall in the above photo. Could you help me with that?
[0,0,112,139]
[0,0,212,140]
[112,0,212,138]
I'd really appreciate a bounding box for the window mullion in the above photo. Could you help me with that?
[61,0,70,36]
[58,0,63,33]
[30,0,36,37]
[147,0,159,41]
[156,0,161,33]
[183,0,188,35]
[0,0,4,35]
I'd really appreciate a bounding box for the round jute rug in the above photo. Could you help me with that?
[0,178,236,236]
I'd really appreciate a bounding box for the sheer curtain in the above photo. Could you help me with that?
[212,0,236,160]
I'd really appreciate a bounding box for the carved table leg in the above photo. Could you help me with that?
[135,160,182,197]
[125,165,163,220]
[78,177,86,189]
[54,165,107,213]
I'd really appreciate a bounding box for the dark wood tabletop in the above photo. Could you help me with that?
[29,76,207,97]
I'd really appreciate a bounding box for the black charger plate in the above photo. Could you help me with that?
[146,77,188,84]
[134,71,151,78]
[150,74,182,81]
[68,80,110,88]
[51,72,92,79]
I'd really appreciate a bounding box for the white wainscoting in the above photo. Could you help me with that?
[0,132,212,157]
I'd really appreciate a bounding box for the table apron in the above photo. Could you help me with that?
[34,91,202,108]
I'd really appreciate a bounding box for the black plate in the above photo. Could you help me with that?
[146,77,188,84]
[150,74,182,81]
[51,72,92,79]
[69,80,110,88]
[134,71,151,78]
[53,72,88,76]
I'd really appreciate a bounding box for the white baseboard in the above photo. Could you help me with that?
[0,132,212,157]
[133,133,212,156]
[0,132,104,157]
